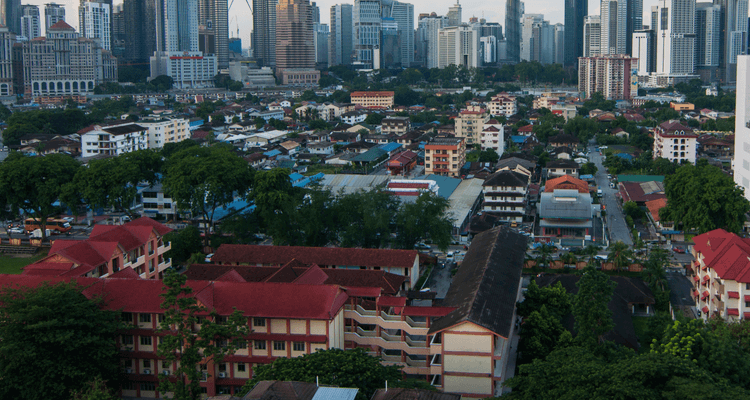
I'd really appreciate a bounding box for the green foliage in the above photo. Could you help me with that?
[239,348,404,400]
[478,148,500,163]
[0,282,124,400]
[660,163,750,233]
[365,113,385,125]
[2,108,91,145]
[164,226,203,265]
[580,162,598,175]
[519,305,568,363]
[578,92,617,116]
[394,192,453,251]
[157,269,249,400]
[573,266,616,346]
[623,201,645,220]
[0,103,11,121]
[394,85,422,106]
[607,241,632,271]
[518,280,572,319]
[0,152,79,241]
[70,377,119,400]
[337,188,401,249]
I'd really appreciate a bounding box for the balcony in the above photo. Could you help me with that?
[344,305,429,335]
[344,326,429,355]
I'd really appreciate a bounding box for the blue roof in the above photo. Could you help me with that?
[292,172,324,188]
[614,153,634,161]
[379,142,402,152]
[412,174,462,199]
[212,198,255,221]
[579,174,595,180]
[289,172,304,182]
[511,135,526,144]
[264,149,282,157]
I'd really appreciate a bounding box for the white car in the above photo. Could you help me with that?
[204,253,214,263]
[8,227,25,234]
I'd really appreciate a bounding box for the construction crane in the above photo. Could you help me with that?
[228,0,252,39]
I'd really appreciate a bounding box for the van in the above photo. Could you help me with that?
[610,182,615,189]
[597,187,603,196]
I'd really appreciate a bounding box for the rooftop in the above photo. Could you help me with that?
[213,244,419,269]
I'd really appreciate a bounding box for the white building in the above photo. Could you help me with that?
[652,120,697,164]
[488,93,517,117]
[20,5,41,41]
[417,14,447,68]
[0,25,14,96]
[480,36,497,64]
[583,15,601,57]
[734,55,750,200]
[78,1,111,51]
[437,25,479,68]
[353,0,381,67]
[137,117,190,149]
[578,54,637,100]
[520,14,543,61]
[652,0,697,83]
[480,119,505,154]
[81,123,150,157]
[632,29,654,75]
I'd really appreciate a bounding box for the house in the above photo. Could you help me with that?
[279,140,301,155]
[22,217,172,279]
[245,153,269,168]
[652,120,697,164]
[550,146,575,160]
[548,133,580,150]
[386,150,419,176]
[516,125,534,136]
[341,110,368,125]
[242,381,358,400]
[329,131,361,144]
[487,93,517,117]
[618,180,666,206]
[249,110,285,123]
[308,142,335,155]
[481,168,530,223]
[81,123,149,157]
[549,103,577,121]
[546,159,580,178]
[380,117,411,136]
[455,105,489,145]
[538,188,593,239]
[691,229,750,321]
[341,141,377,154]
[480,120,505,154]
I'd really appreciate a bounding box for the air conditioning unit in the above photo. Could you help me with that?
[125,367,132,374]
[143,369,151,374]
[218,372,227,378]
[162,370,170,376]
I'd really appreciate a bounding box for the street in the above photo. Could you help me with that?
[589,144,633,246]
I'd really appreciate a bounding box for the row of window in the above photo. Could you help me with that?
[123,334,308,352]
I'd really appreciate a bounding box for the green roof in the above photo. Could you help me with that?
[617,175,665,182]
[350,147,387,163]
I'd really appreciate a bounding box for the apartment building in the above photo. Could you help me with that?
[424,137,466,178]
[652,120,698,164]
[137,118,190,149]
[350,91,395,109]
[80,123,149,157]
[0,226,526,399]
[455,106,490,145]
[213,244,420,289]
[481,167,531,223]
[578,54,637,100]
[22,217,172,279]
[480,119,505,154]
[487,93,517,117]
[691,229,750,321]
[380,117,411,136]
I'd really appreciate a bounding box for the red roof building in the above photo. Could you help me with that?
[545,175,589,193]
[618,180,666,205]
[386,150,419,176]
[691,229,750,321]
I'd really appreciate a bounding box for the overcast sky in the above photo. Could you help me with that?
[27,0,660,50]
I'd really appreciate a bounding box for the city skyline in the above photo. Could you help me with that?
[19,0,667,51]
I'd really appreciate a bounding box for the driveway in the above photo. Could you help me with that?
[589,144,632,246]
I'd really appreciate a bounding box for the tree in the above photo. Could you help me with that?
[478,148,500,163]
[337,189,400,248]
[150,75,174,91]
[365,113,385,125]
[580,162,598,176]
[250,169,299,236]
[518,305,568,363]
[73,150,162,218]
[157,269,249,400]
[164,226,203,265]
[517,280,571,319]
[70,377,118,400]
[0,282,124,400]
[607,241,632,271]
[0,152,79,241]
[393,191,453,251]
[239,348,404,400]
[162,146,254,245]
[573,266,616,346]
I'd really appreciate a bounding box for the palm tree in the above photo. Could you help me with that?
[536,243,553,269]
[643,249,669,290]
[607,241,632,271]
[582,244,600,264]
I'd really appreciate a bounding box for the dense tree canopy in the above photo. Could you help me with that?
[0,282,124,400]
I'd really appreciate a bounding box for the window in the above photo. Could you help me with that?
[238,363,246,372]
[236,340,247,349]
[141,383,156,391]
[158,314,165,323]
[144,360,151,368]
[139,314,151,323]
[162,361,170,369]
[293,342,305,352]
[219,363,227,372]
[253,318,266,327]
[273,341,286,351]
[121,335,134,345]
[121,312,132,323]
[254,341,266,350]
[140,336,153,346]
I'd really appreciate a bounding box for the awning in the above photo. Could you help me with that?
[728,291,740,299]
[702,275,710,282]
[693,276,700,282]
[727,308,740,316]
[702,306,709,313]
[702,291,710,299]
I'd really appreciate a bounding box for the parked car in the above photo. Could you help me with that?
[8,227,25,234]
[673,247,685,254]
[414,243,431,250]
[205,253,214,263]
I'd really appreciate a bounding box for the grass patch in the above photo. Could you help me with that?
[0,250,48,274]
[632,316,650,353]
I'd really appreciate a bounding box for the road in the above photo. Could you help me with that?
[588,144,633,246]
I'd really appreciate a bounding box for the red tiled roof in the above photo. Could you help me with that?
[518,125,533,132]
[107,267,141,279]
[645,198,668,222]
[545,175,589,193]
[350,91,394,98]
[693,229,750,283]
[213,244,418,269]
[388,182,430,189]
[49,20,75,31]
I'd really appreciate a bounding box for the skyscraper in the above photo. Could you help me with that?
[353,0,381,67]
[733,54,750,200]
[437,25,478,68]
[253,0,277,66]
[715,0,749,82]
[504,0,522,62]
[314,22,329,68]
[632,28,655,74]
[111,3,125,58]
[0,24,14,96]
[626,0,643,54]
[564,0,587,65]
[600,0,627,55]
[584,15,601,56]
[276,0,314,71]
[1,0,21,35]
[447,1,461,26]
[44,3,65,32]
[79,0,112,50]
[390,1,414,67]
[696,2,721,80]
[20,5,40,40]
[417,13,447,68]
[653,0,697,83]
[520,14,543,61]
[198,0,229,68]
[329,4,353,66]
[553,23,565,64]
[123,0,157,64]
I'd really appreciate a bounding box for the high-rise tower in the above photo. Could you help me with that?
[253,0,277,66]
[329,4,353,66]
[1,0,21,35]
[20,5,40,40]
[564,0,587,65]
[504,0,522,62]
[198,0,229,68]
[44,3,65,32]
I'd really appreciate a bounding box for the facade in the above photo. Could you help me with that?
[253,0,277,66]
[539,188,593,238]
[520,14,542,62]
[276,0,315,76]
[695,2,721,78]
[734,55,750,200]
[79,0,111,51]
[1,0,20,35]
[44,3,65,31]
[564,0,587,65]
[381,117,411,136]
[488,93,517,117]
[23,217,173,280]
[691,229,750,321]
[0,25,13,96]
[389,1,414,67]
[353,0,381,68]
[198,0,229,68]
[20,5,40,40]
[137,118,190,149]
[504,0,522,62]
[350,91,394,108]
[716,0,749,82]
[329,4,353,66]
[546,159,580,178]
[632,29,655,75]
[279,69,320,86]
[424,137,466,178]
[480,119,505,154]
[314,23,329,68]
[578,54,637,100]
[81,123,150,157]
[446,1,461,26]
[627,0,644,54]
[123,0,157,64]
[437,25,479,69]
[22,21,118,97]
[652,0,697,80]
[583,15,601,57]
[600,0,627,55]
[150,0,217,89]
[553,24,565,64]
[455,105,489,145]
[417,14,447,68]
[652,120,698,163]
[481,168,530,222]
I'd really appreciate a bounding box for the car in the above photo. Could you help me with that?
[673,247,685,254]
[204,253,214,263]
[8,227,25,234]
[62,217,75,223]
[414,243,431,250]
[446,251,455,259]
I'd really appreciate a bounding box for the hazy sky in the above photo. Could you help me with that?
[27,0,660,49]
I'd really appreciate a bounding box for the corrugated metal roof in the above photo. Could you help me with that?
[539,189,593,220]
[310,387,359,400]
[447,179,484,231]
[319,174,391,195]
